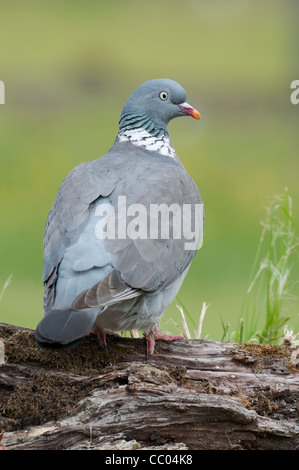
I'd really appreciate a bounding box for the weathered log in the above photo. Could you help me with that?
[1,322,299,450]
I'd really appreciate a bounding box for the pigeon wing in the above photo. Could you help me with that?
[42,159,118,311]
[72,148,204,310]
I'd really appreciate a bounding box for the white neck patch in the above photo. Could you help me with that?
[117,127,177,158]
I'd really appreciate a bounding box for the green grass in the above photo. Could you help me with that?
[221,189,299,344]
[240,189,299,343]
[0,275,12,304]
[175,189,299,345]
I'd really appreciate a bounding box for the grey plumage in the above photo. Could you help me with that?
[36,79,204,353]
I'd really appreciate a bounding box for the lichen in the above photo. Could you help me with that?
[2,327,144,373]
[230,390,279,417]
[228,342,299,374]
[0,325,146,431]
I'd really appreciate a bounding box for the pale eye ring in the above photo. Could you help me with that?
[159,91,168,101]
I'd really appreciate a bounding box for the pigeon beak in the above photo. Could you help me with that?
[177,102,201,120]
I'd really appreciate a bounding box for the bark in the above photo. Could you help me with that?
[0,322,299,450]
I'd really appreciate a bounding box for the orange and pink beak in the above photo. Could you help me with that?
[177,102,201,120]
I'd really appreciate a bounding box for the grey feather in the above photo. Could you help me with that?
[36,78,204,349]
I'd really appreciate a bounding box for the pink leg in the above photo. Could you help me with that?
[146,326,183,356]
[91,325,120,349]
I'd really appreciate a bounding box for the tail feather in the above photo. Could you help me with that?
[35,307,99,349]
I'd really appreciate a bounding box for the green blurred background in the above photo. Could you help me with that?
[0,0,298,340]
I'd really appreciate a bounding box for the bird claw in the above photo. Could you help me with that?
[91,326,121,349]
[91,325,182,355]
[146,326,183,356]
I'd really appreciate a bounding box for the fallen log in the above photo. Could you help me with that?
[0,322,299,450]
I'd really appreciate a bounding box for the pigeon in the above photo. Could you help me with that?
[35,78,204,355]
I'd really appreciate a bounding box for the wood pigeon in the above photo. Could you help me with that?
[35,78,204,355]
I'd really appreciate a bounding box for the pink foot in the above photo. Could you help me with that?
[146,326,183,356]
[91,326,120,349]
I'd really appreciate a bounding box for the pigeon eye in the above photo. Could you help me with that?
[159,91,168,101]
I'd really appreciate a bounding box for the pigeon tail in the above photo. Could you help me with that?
[35,307,99,349]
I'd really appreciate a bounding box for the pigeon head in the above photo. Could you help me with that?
[118,79,200,136]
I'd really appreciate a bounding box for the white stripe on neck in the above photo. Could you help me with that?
[118,127,177,158]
